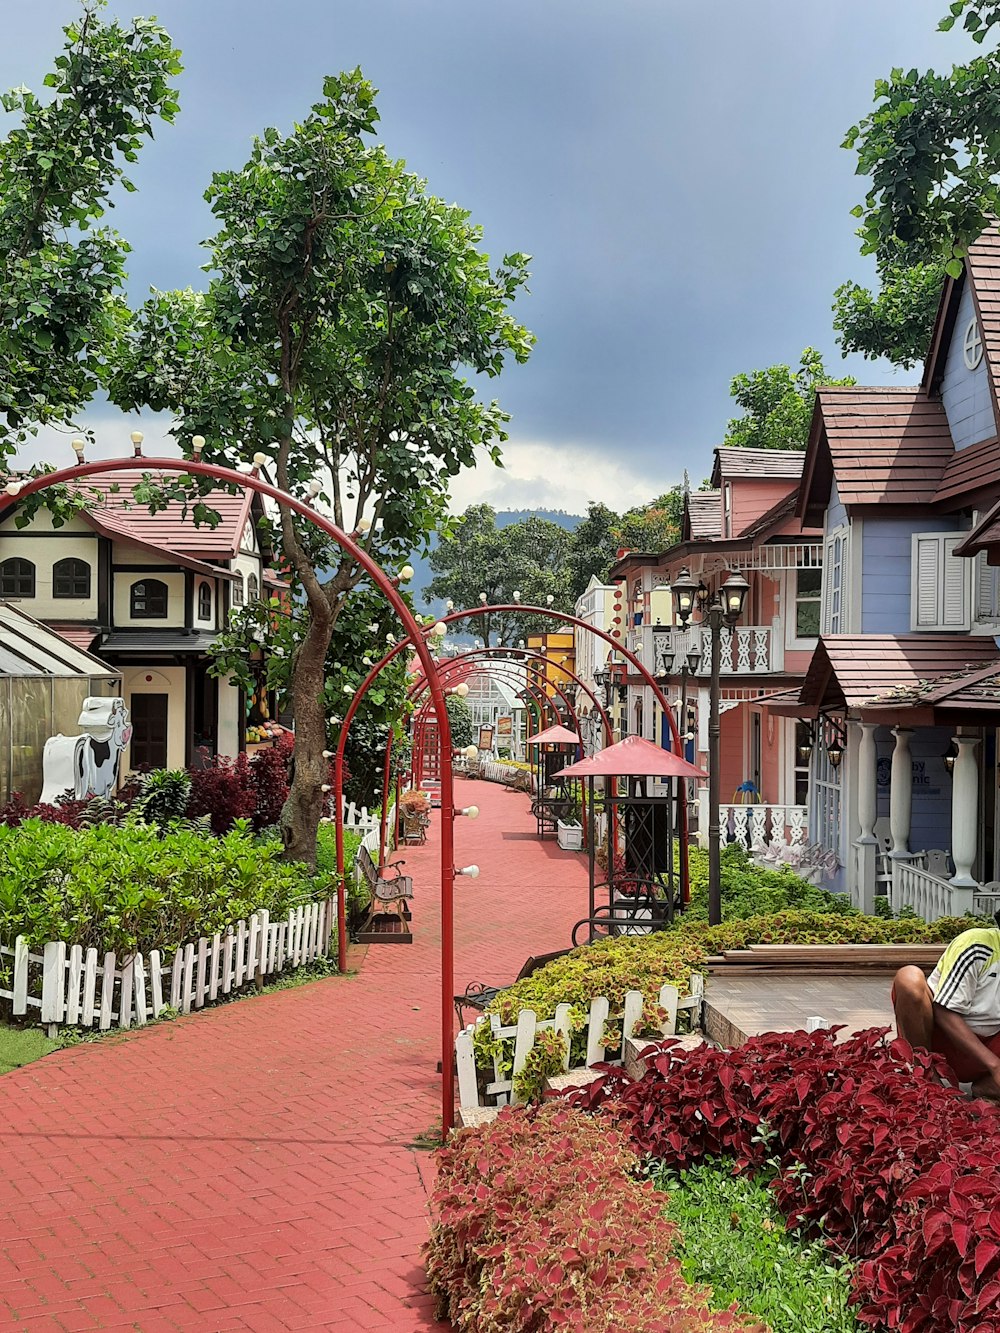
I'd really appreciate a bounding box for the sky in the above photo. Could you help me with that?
[2,0,976,515]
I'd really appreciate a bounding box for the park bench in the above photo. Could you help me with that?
[454,947,570,1027]
[356,845,414,944]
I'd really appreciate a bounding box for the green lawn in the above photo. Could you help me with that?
[0,1026,57,1073]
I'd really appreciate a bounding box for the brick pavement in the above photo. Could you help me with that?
[0,779,590,1331]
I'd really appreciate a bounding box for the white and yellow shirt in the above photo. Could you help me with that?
[928,927,1000,1035]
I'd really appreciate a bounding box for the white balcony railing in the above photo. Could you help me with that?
[633,625,780,677]
[695,792,807,850]
[892,860,1000,921]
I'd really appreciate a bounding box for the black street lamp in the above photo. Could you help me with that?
[670,566,749,925]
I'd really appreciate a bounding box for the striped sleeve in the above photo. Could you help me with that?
[931,938,994,1013]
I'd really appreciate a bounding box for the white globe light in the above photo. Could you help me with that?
[191,435,206,451]
[4,481,22,496]
[130,430,144,445]
[362,656,372,666]
[463,806,480,820]
[71,438,86,455]
[454,682,469,697]
[320,784,332,793]
[479,592,488,603]
[322,750,333,759]
[399,565,414,581]
[356,517,371,533]
[546,594,554,605]
[513,591,521,602]
[386,632,396,643]
[308,479,322,496]
[252,452,268,467]
[458,864,480,879]
[433,621,447,637]
[446,599,454,611]
[464,744,478,759]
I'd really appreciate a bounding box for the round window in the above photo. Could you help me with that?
[964,318,984,370]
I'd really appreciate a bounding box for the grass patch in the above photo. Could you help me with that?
[0,1025,57,1072]
[653,1158,858,1333]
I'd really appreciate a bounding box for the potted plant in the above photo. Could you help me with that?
[556,818,584,851]
[399,788,431,844]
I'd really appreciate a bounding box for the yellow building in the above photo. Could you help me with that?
[525,631,575,722]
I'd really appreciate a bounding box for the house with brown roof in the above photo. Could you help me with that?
[0,472,278,779]
[768,229,1000,914]
[608,446,823,847]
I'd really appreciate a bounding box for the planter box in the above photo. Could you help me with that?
[557,820,584,851]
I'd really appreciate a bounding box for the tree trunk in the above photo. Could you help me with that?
[279,609,335,870]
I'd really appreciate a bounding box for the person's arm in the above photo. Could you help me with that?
[932,1002,1000,1089]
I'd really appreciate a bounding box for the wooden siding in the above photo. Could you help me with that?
[940,277,997,450]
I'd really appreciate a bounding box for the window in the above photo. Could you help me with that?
[247,572,259,602]
[232,575,244,607]
[793,721,811,806]
[964,318,984,370]
[197,581,212,620]
[0,557,35,598]
[795,567,822,638]
[976,553,1000,623]
[911,533,970,631]
[52,557,91,599]
[130,579,168,619]
[813,717,843,862]
[822,527,849,635]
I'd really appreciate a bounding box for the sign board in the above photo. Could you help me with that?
[497,715,513,739]
[478,724,495,751]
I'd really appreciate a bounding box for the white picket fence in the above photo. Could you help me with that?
[456,975,704,1110]
[341,796,378,833]
[477,759,537,791]
[0,895,338,1037]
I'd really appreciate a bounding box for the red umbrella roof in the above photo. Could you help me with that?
[525,724,581,747]
[554,734,707,780]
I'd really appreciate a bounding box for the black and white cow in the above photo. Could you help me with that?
[40,697,133,803]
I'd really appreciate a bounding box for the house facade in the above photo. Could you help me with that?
[573,575,614,753]
[0,472,276,774]
[609,447,823,845]
[769,229,1000,914]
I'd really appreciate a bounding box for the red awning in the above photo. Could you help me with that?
[555,734,707,780]
[525,724,581,746]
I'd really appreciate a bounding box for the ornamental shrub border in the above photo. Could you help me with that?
[426,1101,765,1332]
[566,1028,1000,1333]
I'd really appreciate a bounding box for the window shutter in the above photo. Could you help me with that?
[941,537,970,629]
[913,536,941,628]
[976,552,1000,622]
[822,536,834,634]
[911,533,971,630]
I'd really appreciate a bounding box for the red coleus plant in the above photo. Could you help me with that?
[565,1027,1000,1332]
[426,1102,766,1332]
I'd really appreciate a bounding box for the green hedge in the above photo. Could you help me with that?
[0,819,334,957]
[684,843,853,920]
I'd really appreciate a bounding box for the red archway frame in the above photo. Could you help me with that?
[0,454,460,1134]
[336,603,690,937]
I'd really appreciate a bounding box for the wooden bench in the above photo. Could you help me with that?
[356,846,414,943]
[454,947,570,1027]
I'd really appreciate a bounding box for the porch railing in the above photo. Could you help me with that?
[695,792,807,850]
[634,624,781,677]
[892,860,1000,921]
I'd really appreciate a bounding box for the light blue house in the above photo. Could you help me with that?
[770,229,1000,918]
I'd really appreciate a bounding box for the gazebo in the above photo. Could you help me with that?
[556,734,706,946]
[525,723,581,837]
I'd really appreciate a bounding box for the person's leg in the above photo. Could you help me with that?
[892,966,935,1050]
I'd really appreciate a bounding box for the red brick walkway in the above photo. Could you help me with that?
[0,780,590,1331]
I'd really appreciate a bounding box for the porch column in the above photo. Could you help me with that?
[889,727,913,858]
[951,734,980,889]
[855,722,879,914]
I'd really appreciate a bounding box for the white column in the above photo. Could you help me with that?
[951,735,980,888]
[889,727,913,858]
[855,722,879,914]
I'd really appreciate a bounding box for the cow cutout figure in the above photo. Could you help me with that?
[40,697,132,803]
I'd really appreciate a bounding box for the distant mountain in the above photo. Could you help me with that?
[412,508,583,613]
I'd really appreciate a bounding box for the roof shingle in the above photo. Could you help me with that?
[800,634,1000,710]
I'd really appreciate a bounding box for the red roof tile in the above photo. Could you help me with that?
[933,433,1000,507]
[800,634,1000,710]
[954,498,1000,556]
[711,447,806,486]
[686,491,721,540]
[71,472,254,560]
[45,623,100,653]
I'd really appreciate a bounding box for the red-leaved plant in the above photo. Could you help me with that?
[426,1102,767,1332]
[564,1027,1000,1332]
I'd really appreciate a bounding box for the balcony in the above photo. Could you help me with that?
[627,624,781,676]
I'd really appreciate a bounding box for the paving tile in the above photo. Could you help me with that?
[0,781,580,1329]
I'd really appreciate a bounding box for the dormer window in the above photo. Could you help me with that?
[197,581,212,620]
[131,579,168,619]
[232,575,244,607]
[247,572,259,601]
[964,318,984,370]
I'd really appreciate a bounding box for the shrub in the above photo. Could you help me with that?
[249,735,292,830]
[685,843,853,920]
[0,792,88,828]
[426,1102,765,1332]
[129,768,193,830]
[0,818,324,957]
[566,1028,1000,1333]
[186,751,257,833]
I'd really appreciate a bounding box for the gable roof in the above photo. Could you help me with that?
[933,432,1000,507]
[68,472,257,561]
[954,497,1000,557]
[686,491,721,540]
[798,634,1000,712]
[0,601,117,677]
[710,447,806,487]
[797,386,954,523]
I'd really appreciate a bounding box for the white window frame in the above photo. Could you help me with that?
[974,551,1000,626]
[822,525,849,636]
[910,532,972,632]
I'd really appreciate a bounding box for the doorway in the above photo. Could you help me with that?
[130,693,168,770]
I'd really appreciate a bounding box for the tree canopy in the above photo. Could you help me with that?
[723,348,854,451]
[833,0,1000,366]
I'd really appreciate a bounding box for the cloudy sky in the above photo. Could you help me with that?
[3,0,972,515]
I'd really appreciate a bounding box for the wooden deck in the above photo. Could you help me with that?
[704,973,897,1047]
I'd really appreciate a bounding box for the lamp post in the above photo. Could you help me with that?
[670,566,749,925]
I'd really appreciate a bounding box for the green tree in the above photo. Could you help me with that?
[444,693,474,749]
[835,1,1000,366]
[105,70,532,867]
[0,4,181,456]
[426,503,572,645]
[723,349,854,451]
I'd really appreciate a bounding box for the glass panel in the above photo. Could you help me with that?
[9,677,51,804]
[796,600,821,637]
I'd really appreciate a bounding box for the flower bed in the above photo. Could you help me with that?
[427,1102,766,1332]
[567,1028,1000,1333]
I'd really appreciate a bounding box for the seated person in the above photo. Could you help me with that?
[893,925,1000,1099]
